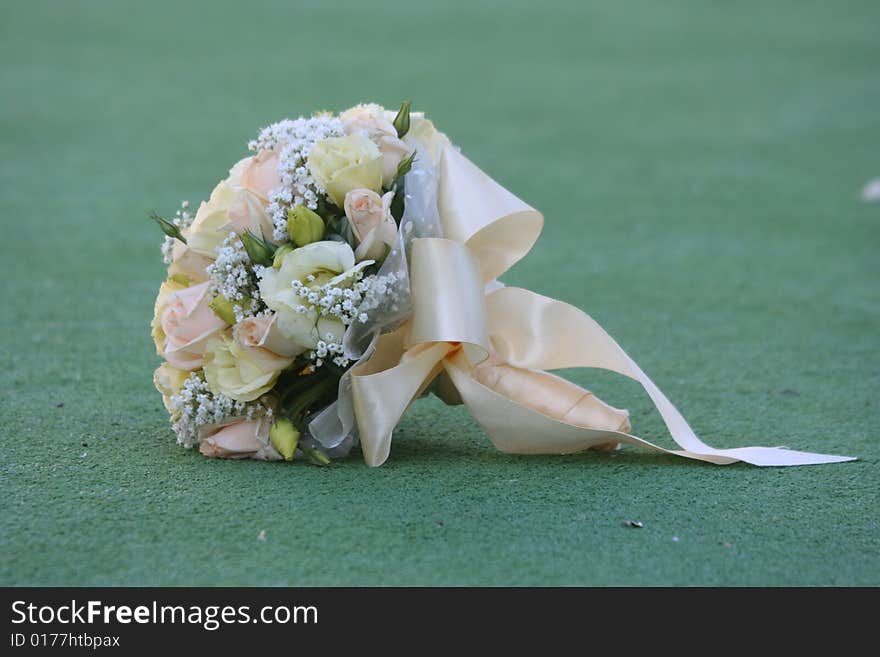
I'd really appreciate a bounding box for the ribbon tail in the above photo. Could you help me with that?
[443,350,667,457]
[484,287,855,466]
[350,333,452,467]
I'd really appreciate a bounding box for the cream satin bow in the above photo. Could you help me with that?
[349,143,854,468]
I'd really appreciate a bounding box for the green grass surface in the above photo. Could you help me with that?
[1,0,878,586]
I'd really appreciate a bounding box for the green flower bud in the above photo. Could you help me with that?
[287,206,326,247]
[270,418,300,462]
[306,446,331,466]
[209,295,237,325]
[241,230,275,266]
[272,243,295,269]
[393,100,411,139]
[149,210,187,244]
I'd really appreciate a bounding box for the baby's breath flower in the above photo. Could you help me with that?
[169,373,273,448]
[288,269,402,369]
[248,115,344,242]
[206,233,264,322]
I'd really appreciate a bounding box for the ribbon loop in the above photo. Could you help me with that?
[409,237,491,365]
[351,333,453,467]
[438,147,543,282]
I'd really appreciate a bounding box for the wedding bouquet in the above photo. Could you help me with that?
[151,102,852,467]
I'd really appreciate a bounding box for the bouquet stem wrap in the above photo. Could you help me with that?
[347,142,853,467]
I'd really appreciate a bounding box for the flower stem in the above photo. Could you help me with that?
[285,373,339,426]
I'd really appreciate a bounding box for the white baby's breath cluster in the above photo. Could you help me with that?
[169,373,273,448]
[248,115,344,242]
[288,270,398,368]
[353,270,403,322]
[206,233,262,322]
[294,271,368,369]
[161,200,193,264]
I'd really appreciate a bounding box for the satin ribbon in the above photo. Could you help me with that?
[349,143,854,467]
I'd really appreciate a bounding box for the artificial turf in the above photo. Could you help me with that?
[1,0,878,586]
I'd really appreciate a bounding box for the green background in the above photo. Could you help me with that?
[1,0,877,586]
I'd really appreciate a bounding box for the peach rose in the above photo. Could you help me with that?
[167,239,212,284]
[234,313,303,358]
[158,281,226,370]
[343,189,398,262]
[238,149,280,202]
[185,156,280,256]
[376,134,409,187]
[340,104,410,187]
[198,417,281,461]
[225,190,277,244]
[340,104,391,139]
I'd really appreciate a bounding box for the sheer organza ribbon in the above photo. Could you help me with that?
[347,141,854,467]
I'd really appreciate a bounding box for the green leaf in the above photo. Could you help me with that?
[149,210,186,244]
[315,194,344,222]
[285,374,338,423]
[393,150,416,185]
[392,100,411,138]
[390,184,405,223]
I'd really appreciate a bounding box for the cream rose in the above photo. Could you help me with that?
[153,362,189,414]
[198,417,281,461]
[343,189,398,262]
[185,180,237,257]
[153,280,226,370]
[203,333,293,402]
[340,104,410,187]
[307,133,383,207]
[257,241,369,350]
[152,278,185,351]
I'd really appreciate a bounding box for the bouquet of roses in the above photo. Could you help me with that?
[151,102,852,468]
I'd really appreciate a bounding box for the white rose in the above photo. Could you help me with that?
[257,241,369,350]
